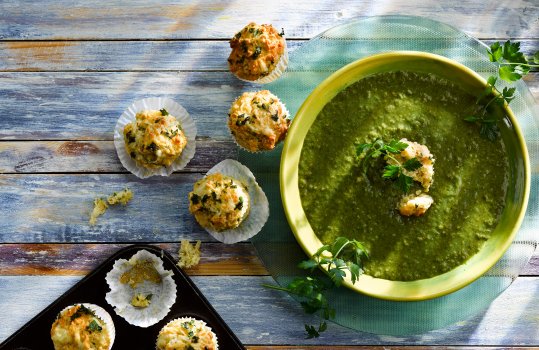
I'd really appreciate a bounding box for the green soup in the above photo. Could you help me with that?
[298,71,509,281]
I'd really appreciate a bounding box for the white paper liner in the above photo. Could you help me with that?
[105,249,177,328]
[54,303,116,350]
[156,317,219,350]
[199,159,269,244]
[236,40,289,84]
[229,101,291,153]
[114,97,197,178]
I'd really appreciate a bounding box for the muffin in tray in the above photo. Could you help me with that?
[50,303,115,350]
[228,90,290,152]
[228,22,288,83]
[156,317,218,350]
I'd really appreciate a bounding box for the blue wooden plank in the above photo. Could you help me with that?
[0,1,537,40]
[1,275,538,345]
[0,174,213,242]
[0,71,256,140]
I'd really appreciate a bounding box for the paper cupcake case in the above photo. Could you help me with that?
[105,249,177,328]
[114,97,197,178]
[200,159,270,244]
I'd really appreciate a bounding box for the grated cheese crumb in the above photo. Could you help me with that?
[107,188,134,206]
[89,188,134,225]
[177,240,201,269]
[89,198,108,225]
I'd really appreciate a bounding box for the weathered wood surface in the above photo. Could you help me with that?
[0,71,536,141]
[1,275,539,346]
[0,140,236,173]
[0,0,538,347]
[0,40,537,72]
[0,243,536,277]
[0,0,537,40]
[0,243,267,276]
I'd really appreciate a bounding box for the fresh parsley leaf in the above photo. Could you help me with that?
[397,173,414,193]
[534,51,539,64]
[403,157,422,171]
[501,87,516,104]
[488,42,503,62]
[386,139,409,153]
[160,108,169,116]
[499,65,522,82]
[480,122,499,142]
[298,259,319,271]
[382,164,400,179]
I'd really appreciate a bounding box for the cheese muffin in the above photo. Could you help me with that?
[156,317,218,350]
[51,304,115,350]
[228,90,290,152]
[228,22,287,82]
[123,109,187,169]
[188,173,250,231]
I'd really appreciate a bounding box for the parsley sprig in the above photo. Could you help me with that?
[263,237,368,338]
[465,41,538,140]
[356,139,421,193]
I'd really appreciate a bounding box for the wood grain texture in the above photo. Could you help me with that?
[0,1,537,40]
[0,71,537,141]
[0,243,536,277]
[0,40,536,72]
[0,173,224,242]
[1,275,539,345]
[0,71,255,140]
[0,242,267,276]
[0,139,237,173]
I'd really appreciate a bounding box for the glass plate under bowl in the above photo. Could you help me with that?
[239,15,539,335]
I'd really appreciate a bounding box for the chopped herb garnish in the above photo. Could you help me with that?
[271,113,279,121]
[126,131,136,143]
[356,139,420,193]
[252,46,262,59]
[465,41,538,140]
[279,28,285,37]
[160,108,169,116]
[201,194,209,203]
[192,335,199,343]
[236,114,250,126]
[263,237,368,338]
[190,194,200,205]
[130,151,136,158]
[147,142,158,152]
[70,304,94,321]
[234,32,241,39]
[87,319,103,332]
[235,197,244,210]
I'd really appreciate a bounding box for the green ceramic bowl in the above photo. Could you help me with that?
[280,51,530,301]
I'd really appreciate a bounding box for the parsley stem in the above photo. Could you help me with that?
[261,283,294,293]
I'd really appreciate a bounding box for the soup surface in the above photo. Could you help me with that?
[298,71,509,281]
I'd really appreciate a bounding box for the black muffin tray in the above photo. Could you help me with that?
[1,244,245,350]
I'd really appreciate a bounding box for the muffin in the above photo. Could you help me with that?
[50,303,115,350]
[228,22,287,83]
[123,109,188,169]
[189,173,251,231]
[114,97,197,178]
[105,250,177,328]
[228,90,290,152]
[156,317,218,350]
[188,159,269,244]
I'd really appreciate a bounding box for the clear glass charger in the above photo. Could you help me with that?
[240,15,539,335]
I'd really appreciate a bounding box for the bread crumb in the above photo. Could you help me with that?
[89,198,108,225]
[89,188,133,225]
[177,240,201,269]
[107,188,134,206]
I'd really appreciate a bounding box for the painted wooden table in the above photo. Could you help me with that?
[1,1,538,348]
